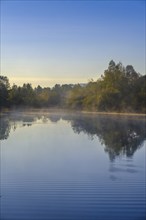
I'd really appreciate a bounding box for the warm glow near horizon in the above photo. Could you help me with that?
[9,77,92,88]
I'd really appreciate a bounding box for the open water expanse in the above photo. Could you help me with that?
[0,111,146,220]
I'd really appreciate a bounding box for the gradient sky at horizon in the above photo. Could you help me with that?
[1,0,145,87]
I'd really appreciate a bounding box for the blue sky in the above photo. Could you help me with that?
[1,0,145,87]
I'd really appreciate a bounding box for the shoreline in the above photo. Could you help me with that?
[0,107,146,118]
[80,110,146,117]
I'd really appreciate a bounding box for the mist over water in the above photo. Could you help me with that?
[0,111,146,220]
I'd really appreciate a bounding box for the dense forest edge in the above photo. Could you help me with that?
[0,60,146,113]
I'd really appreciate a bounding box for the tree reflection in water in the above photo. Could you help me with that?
[0,116,11,140]
[0,112,145,160]
[69,115,146,161]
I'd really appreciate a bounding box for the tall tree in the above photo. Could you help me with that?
[0,76,10,107]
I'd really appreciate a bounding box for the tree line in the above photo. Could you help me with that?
[0,60,145,113]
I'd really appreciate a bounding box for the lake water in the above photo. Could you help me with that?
[0,111,146,220]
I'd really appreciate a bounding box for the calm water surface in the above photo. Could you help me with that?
[0,111,146,220]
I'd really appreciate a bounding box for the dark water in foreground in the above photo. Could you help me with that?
[0,111,146,220]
